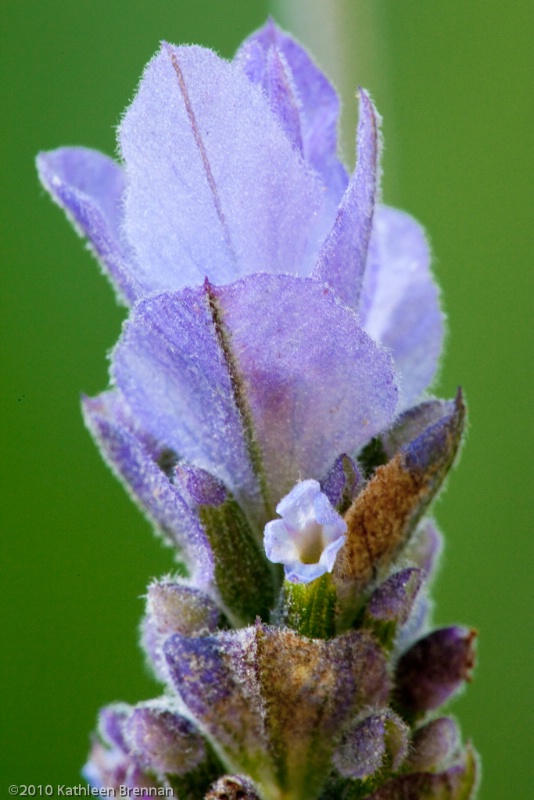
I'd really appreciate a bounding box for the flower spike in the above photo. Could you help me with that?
[38,16,478,800]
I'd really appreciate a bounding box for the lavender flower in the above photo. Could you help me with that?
[37,18,478,800]
[264,479,347,583]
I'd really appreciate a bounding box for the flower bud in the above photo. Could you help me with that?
[395,627,477,715]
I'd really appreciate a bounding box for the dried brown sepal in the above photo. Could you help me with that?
[334,391,465,623]
[254,625,390,798]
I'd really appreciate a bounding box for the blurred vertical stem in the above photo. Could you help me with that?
[271,0,397,194]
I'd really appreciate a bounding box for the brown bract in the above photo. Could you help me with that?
[334,391,466,622]
[334,453,426,591]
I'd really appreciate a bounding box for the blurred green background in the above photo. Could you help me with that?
[1,2,531,798]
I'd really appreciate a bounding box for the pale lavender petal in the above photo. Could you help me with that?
[264,519,298,564]
[398,520,446,647]
[395,592,431,655]
[237,41,303,154]
[284,557,338,585]
[119,44,325,293]
[112,276,398,522]
[313,90,381,310]
[83,741,128,791]
[110,287,261,523]
[212,275,398,505]
[275,479,321,527]
[82,392,214,584]
[273,487,347,584]
[236,19,347,205]
[83,744,158,795]
[36,148,140,304]
[360,205,445,409]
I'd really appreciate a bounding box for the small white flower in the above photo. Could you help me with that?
[264,479,347,584]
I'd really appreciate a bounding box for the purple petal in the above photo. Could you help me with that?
[236,19,347,206]
[395,627,477,714]
[119,43,325,293]
[360,205,445,408]
[36,148,139,304]
[82,392,214,584]
[313,90,381,310]
[112,275,398,523]
[284,555,340,585]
